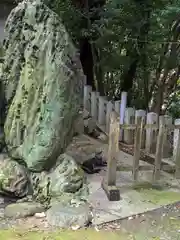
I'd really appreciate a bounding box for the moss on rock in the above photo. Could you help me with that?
[0,157,31,198]
[31,154,89,207]
[1,0,85,172]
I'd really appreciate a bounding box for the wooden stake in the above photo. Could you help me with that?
[175,129,180,178]
[133,116,144,181]
[102,111,120,201]
[153,117,165,181]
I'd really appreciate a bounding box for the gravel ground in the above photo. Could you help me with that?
[0,196,180,239]
[98,201,180,239]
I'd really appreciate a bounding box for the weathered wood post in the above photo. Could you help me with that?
[102,111,120,201]
[159,115,172,158]
[153,116,165,181]
[124,108,135,144]
[83,85,92,113]
[173,119,180,162]
[133,116,144,181]
[106,101,114,133]
[98,96,107,126]
[174,126,180,178]
[91,91,99,121]
[115,100,121,115]
[135,110,146,148]
[119,92,127,141]
[145,112,158,154]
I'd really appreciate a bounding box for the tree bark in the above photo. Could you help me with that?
[73,0,105,90]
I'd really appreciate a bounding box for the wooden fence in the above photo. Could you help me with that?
[83,85,180,160]
[83,85,180,201]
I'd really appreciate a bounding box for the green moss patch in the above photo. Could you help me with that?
[137,188,180,205]
[0,229,130,240]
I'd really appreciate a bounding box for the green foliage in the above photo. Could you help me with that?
[47,0,180,112]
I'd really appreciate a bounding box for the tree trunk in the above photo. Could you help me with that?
[80,38,95,89]
[73,0,106,90]
[120,1,152,104]
[150,19,180,114]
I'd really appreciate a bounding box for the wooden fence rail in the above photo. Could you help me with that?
[101,112,180,201]
[83,85,180,200]
[83,84,180,160]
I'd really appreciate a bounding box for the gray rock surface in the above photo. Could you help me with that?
[46,203,92,228]
[31,153,89,207]
[1,0,85,172]
[0,158,31,198]
[4,202,45,218]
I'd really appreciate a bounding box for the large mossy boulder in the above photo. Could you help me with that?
[1,0,85,172]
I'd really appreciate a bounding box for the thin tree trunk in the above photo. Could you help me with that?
[120,2,152,104]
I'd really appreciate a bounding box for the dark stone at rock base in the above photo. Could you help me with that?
[46,203,92,228]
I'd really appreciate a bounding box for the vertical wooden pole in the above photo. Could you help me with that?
[133,116,144,181]
[102,111,120,201]
[159,115,172,158]
[173,119,180,161]
[124,108,135,144]
[98,96,107,126]
[175,128,180,179]
[135,110,146,148]
[114,100,121,115]
[119,92,127,141]
[106,101,114,133]
[146,112,158,154]
[83,85,92,113]
[91,91,99,120]
[153,116,165,181]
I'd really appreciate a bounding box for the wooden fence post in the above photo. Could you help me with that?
[173,119,180,161]
[119,92,127,141]
[146,112,158,154]
[133,116,144,181]
[124,108,135,144]
[102,111,120,201]
[83,85,92,113]
[153,116,165,181]
[91,91,99,121]
[160,115,172,158]
[175,128,180,178]
[106,101,114,133]
[115,100,121,115]
[135,110,146,148]
[98,96,107,126]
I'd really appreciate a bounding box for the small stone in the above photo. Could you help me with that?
[46,203,92,228]
[34,212,46,218]
[71,225,80,230]
[98,133,108,141]
[4,202,45,219]
[95,226,100,232]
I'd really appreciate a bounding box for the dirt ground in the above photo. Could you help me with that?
[0,201,180,239]
[0,134,180,239]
